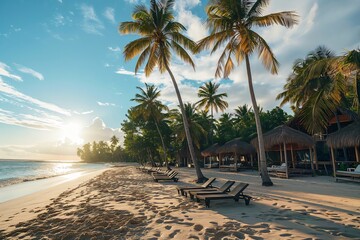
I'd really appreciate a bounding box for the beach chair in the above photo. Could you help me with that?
[335,165,360,182]
[152,171,179,182]
[195,182,251,208]
[176,177,216,196]
[186,180,235,199]
[152,169,174,177]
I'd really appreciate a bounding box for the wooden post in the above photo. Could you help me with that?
[257,151,260,173]
[330,147,336,177]
[291,145,295,169]
[279,144,283,163]
[313,147,319,170]
[234,153,238,171]
[250,154,254,167]
[309,148,314,176]
[355,146,359,163]
[284,142,288,179]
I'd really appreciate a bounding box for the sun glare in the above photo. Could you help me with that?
[61,123,83,145]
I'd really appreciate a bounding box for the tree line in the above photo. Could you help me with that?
[77,136,128,163]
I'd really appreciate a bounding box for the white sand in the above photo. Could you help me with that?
[0,165,359,239]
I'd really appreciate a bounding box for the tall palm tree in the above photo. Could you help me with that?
[131,83,170,169]
[196,81,228,117]
[196,0,298,186]
[119,0,207,182]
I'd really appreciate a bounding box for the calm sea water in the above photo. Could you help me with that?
[0,160,108,188]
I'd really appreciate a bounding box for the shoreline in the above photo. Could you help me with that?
[0,168,108,234]
[1,165,359,239]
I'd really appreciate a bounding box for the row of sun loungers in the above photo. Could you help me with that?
[177,178,252,208]
[138,166,252,208]
[138,166,179,182]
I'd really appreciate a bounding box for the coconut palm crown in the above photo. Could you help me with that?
[119,0,196,75]
[196,81,228,117]
[196,0,298,186]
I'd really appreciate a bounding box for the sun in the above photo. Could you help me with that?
[61,123,83,145]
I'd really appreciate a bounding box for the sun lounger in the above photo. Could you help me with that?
[152,171,179,182]
[195,182,251,208]
[267,163,286,172]
[336,165,360,182]
[186,180,235,199]
[152,169,174,177]
[176,177,216,196]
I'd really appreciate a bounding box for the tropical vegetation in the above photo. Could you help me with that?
[277,47,360,134]
[77,136,127,162]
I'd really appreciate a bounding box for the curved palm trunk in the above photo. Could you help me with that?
[164,63,207,182]
[245,55,273,186]
[153,119,170,170]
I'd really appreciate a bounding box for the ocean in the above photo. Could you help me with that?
[0,159,109,188]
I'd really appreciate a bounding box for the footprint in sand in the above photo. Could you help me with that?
[279,233,292,237]
[169,229,180,238]
[194,224,203,231]
[165,225,172,230]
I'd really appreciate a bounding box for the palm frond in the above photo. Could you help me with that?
[248,0,270,17]
[250,11,299,28]
[171,40,195,70]
[123,37,152,61]
[252,30,279,74]
[135,45,151,74]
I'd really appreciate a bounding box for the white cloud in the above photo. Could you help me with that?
[97,101,116,107]
[108,46,121,52]
[74,110,93,115]
[115,67,136,76]
[0,80,70,116]
[54,14,65,27]
[15,64,44,80]
[104,7,115,24]
[80,4,104,35]
[81,117,123,143]
[0,62,22,81]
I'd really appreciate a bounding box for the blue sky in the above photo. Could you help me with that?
[0,0,359,160]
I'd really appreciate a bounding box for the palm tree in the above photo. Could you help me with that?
[131,83,170,169]
[119,0,207,182]
[196,81,228,117]
[171,103,207,151]
[196,0,298,186]
[276,46,346,134]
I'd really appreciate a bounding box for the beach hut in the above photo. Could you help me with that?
[326,121,360,177]
[251,125,315,178]
[216,138,256,171]
[201,143,220,168]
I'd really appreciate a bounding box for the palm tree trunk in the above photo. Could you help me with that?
[245,54,273,186]
[154,119,170,170]
[164,63,207,182]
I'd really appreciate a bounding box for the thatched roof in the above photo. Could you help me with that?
[216,138,255,155]
[251,125,315,150]
[327,121,360,148]
[201,143,220,157]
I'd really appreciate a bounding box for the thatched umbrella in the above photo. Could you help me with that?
[201,143,220,157]
[251,125,315,178]
[326,121,360,176]
[216,138,256,170]
[201,143,220,168]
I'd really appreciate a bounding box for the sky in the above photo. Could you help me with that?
[0,0,359,161]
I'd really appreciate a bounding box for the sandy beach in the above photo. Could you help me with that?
[0,165,359,239]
